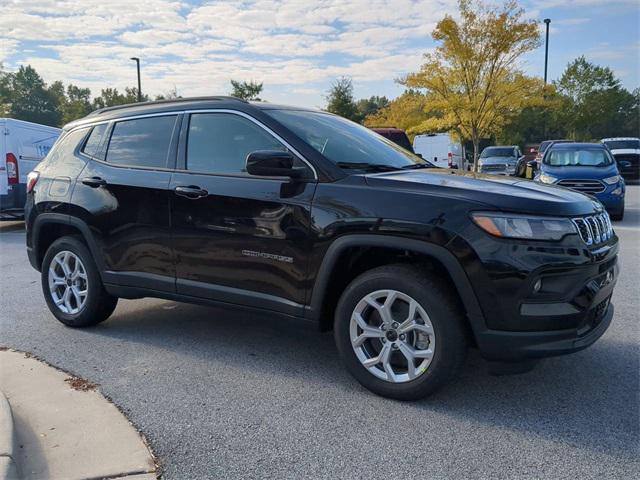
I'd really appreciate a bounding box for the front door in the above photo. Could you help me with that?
[170,111,316,315]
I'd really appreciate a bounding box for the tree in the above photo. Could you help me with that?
[364,90,432,135]
[92,87,147,109]
[402,0,543,171]
[229,80,263,101]
[355,96,389,123]
[155,86,180,101]
[5,65,62,127]
[553,57,639,140]
[325,77,359,121]
[0,64,13,116]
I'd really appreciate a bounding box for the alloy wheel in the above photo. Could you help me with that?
[48,251,88,314]
[350,289,436,383]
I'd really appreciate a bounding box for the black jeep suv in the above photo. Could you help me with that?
[25,97,618,400]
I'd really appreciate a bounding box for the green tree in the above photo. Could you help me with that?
[155,86,180,101]
[364,90,432,136]
[355,96,389,123]
[325,77,359,121]
[92,87,147,109]
[402,0,543,171]
[0,64,13,117]
[229,80,263,101]
[5,65,62,126]
[554,56,639,140]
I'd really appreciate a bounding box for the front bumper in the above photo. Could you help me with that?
[473,255,618,361]
[476,302,613,361]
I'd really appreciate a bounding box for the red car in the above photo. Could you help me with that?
[370,128,414,153]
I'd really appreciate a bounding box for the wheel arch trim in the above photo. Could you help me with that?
[306,234,486,334]
[30,213,106,276]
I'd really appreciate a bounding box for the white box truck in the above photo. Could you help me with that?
[1,118,61,217]
[413,133,464,169]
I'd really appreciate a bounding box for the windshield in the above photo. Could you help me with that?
[545,148,614,167]
[604,140,640,150]
[481,147,514,158]
[265,109,428,171]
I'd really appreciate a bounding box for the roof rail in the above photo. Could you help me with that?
[88,95,248,117]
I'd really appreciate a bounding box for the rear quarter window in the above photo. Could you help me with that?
[82,123,110,160]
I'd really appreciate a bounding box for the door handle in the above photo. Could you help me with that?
[81,176,107,187]
[174,185,208,199]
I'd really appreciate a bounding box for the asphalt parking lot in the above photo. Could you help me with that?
[1,187,638,479]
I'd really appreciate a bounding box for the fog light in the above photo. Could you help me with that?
[612,187,622,195]
[533,279,542,293]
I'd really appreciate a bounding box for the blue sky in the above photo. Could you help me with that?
[2,0,638,108]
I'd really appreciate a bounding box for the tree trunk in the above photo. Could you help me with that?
[472,137,480,173]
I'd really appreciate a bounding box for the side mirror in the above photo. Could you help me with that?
[246,150,305,178]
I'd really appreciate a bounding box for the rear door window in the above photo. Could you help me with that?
[106,115,177,168]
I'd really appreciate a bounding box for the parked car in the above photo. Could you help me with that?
[535,139,573,166]
[370,128,414,153]
[0,118,61,217]
[601,137,639,181]
[515,145,538,178]
[535,142,625,220]
[413,133,464,168]
[477,145,522,176]
[26,97,618,400]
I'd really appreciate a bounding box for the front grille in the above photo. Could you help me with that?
[481,164,506,172]
[557,179,605,194]
[572,212,613,245]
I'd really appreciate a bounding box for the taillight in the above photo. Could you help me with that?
[448,152,453,167]
[6,153,18,185]
[27,171,39,193]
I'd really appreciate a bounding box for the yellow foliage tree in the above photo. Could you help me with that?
[402,0,544,171]
[364,90,431,137]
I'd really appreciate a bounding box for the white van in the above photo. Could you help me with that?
[0,118,61,217]
[413,133,464,169]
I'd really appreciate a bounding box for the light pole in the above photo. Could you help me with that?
[543,18,551,139]
[543,19,551,84]
[130,57,142,102]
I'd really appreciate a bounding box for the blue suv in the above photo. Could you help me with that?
[535,142,625,220]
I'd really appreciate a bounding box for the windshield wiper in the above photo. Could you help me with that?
[401,163,433,170]
[336,162,401,172]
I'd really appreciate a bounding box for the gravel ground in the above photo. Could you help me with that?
[1,187,638,479]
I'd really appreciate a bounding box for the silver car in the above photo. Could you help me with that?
[478,146,522,176]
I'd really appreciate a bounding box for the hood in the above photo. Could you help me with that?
[479,156,517,165]
[611,148,640,155]
[364,169,597,217]
[541,163,619,179]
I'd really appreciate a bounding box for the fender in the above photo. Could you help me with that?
[29,213,106,276]
[305,234,487,335]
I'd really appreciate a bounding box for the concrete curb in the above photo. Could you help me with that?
[0,391,19,480]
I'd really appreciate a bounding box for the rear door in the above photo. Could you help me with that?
[71,114,181,292]
[169,110,316,315]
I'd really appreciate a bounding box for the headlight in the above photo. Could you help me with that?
[603,175,620,185]
[538,173,557,184]
[471,212,576,240]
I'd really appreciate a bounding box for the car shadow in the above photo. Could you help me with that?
[91,299,638,462]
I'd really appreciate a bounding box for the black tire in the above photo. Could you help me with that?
[334,264,468,400]
[41,236,118,327]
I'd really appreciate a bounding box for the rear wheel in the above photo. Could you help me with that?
[334,264,468,400]
[41,236,118,327]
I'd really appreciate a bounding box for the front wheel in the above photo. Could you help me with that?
[334,264,468,400]
[41,236,118,327]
